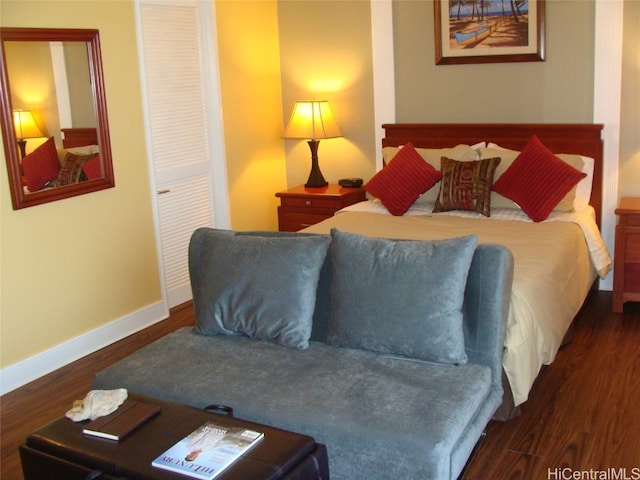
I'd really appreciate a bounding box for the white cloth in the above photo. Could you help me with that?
[65,388,128,421]
[340,200,612,278]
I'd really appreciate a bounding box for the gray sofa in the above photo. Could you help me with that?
[93,227,514,480]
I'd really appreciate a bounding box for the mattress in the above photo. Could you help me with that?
[302,200,612,406]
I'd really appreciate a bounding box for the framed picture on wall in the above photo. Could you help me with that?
[434,0,545,65]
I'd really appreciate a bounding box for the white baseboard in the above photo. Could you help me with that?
[168,284,193,309]
[0,301,169,396]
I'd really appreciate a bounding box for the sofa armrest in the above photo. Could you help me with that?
[462,244,514,392]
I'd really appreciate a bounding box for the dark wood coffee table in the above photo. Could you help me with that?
[20,393,329,480]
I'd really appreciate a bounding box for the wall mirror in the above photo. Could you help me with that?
[0,27,114,210]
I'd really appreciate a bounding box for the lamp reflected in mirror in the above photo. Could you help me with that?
[13,109,44,158]
[1,27,114,210]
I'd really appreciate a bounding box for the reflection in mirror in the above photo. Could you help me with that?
[0,28,114,209]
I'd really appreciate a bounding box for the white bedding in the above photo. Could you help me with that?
[302,201,612,406]
[343,200,611,278]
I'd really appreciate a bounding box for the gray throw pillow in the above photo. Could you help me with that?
[327,229,477,364]
[189,228,331,349]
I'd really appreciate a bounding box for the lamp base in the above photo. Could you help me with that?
[304,139,328,188]
[17,139,27,159]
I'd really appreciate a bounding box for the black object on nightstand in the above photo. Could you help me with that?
[338,178,363,188]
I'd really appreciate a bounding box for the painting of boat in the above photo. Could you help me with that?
[453,20,498,47]
[435,0,544,65]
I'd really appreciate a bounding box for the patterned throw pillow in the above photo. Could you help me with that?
[433,156,501,217]
[492,135,586,222]
[57,152,99,185]
[365,142,443,216]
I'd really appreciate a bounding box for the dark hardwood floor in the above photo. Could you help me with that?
[464,291,640,479]
[0,302,195,480]
[2,292,638,479]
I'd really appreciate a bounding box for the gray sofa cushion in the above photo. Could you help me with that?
[188,228,330,349]
[94,240,514,480]
[93,329,493,480]
[327,229,477,365]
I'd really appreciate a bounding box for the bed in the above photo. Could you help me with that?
[20,127,101,192]
[301,123,612,420]
[61,127,98,149]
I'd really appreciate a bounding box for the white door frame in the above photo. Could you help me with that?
[135,0,230,311]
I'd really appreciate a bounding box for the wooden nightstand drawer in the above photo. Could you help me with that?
[278,211,332,232]
[625,233,640,262]
[276,184,366,232]
[279,196,340,210]
[624,263,640,292]
[625,216,640,227]
[613,197,640,312]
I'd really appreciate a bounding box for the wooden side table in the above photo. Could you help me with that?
[275,184,366,232]
[612,197,640,313]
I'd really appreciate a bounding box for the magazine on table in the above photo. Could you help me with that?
[152,421,264,479]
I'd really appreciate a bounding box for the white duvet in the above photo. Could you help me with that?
[302,201,612,406]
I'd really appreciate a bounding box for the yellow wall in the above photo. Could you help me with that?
[278,0,377,187]
[6,42,60,145]
[0,1,161,368]
[216,0,287,231]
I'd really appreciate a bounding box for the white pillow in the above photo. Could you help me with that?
[570,154,594,210]
[486,142,506,149]
[67,144,100,155]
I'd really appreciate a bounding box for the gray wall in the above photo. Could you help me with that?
[393,0,595,123]
[619,0,640,197]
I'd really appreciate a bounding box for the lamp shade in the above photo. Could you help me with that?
[13,109,44,140]
[283,100,342,140]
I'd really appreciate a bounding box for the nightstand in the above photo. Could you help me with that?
[612,197,640,313]
[275,184,366,232]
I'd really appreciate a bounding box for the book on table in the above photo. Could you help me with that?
[152,421,264,479]
[82,399,161,441]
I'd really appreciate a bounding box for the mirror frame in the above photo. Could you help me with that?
[0,27,114,210]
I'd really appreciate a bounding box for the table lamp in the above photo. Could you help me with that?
[283,100,342,188]
[13,109,44,158]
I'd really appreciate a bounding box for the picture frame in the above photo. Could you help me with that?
[434,0,545,65]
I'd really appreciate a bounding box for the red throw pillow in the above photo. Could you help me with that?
[81,154,102,179]
[21,137,60,192]
[365,142,442,216]
[492,135,586,222]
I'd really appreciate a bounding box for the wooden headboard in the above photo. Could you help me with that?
[382,123,604,226]
[61,127,99,148]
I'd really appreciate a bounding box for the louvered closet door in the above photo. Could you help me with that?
[137,0,229,308]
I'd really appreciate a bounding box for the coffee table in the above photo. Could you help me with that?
[20,392,329,480]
